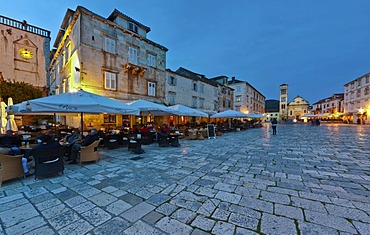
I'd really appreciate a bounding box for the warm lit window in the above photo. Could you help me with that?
[147,54,156,67]
[104,37,116,54]
[129,47,138,64]
[148,82,156,96]
[104,72,117,90]
[236,96,241,102]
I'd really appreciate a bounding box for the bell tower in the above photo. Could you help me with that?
[279,84,288,120]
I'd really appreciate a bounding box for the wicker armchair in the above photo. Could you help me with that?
[0,154,25,187]
[80,140,100,164]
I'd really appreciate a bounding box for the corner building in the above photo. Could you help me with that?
[0,15,50,90]
[49,6,168,103]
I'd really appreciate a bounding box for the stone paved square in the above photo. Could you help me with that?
[0,124,369,234]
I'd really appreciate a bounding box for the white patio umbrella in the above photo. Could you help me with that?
[127,99,178,116]
[211,110,249,118]
[0,99,7,134]
[5,97,18,132]
[16,90,139,115]
[9,90,140,133]
[168,104,208,117]
[247,113,266,119]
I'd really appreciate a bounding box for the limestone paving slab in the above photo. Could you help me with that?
[120,202,155,222]
[0,203,39,228]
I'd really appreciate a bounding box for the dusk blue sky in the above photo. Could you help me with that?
[2,0,370,104]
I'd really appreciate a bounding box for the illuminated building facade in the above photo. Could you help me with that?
[228,77,265,114]
[343,72,370,124]
[312,93,344,115]
[0,15,50,90]
[49,6,168,103]
[287,96,309,120]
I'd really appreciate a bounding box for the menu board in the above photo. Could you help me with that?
[207,124,216,139]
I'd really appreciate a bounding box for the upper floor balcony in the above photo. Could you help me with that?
[0,15,50,37]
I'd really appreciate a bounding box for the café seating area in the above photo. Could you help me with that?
[0,118,264,187]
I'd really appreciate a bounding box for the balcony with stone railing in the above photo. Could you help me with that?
[0,15,50,37]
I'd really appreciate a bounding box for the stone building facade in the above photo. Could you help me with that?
[343,72,370,124]
[228,77,265,114]
[166,68,219,115]
[279,84,288,119]
[49,7,168,103]
[0,15,50,89]
[287,96,309,120]
[207,76,234,113]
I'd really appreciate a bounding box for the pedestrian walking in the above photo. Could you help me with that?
[271,118,277,135]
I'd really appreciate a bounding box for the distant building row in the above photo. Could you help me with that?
[300,71,370,124]
[0,6,265,115]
